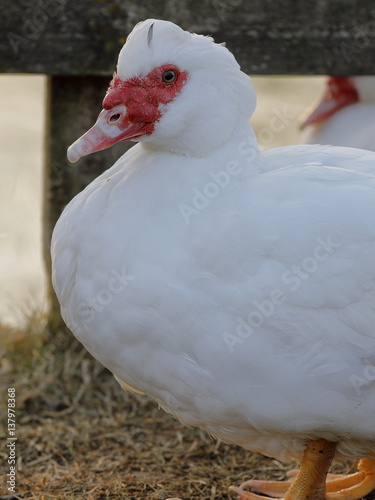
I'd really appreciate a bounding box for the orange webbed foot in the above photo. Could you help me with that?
[230,440,375,500]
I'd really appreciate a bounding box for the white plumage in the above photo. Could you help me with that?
[52,19,375,498]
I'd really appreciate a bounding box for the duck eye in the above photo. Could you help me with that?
[162,70,177,84]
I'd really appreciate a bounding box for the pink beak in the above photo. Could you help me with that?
[67,104,150,163]
[300,77,359,130]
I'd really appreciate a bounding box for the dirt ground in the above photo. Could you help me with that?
[1,323,372,500]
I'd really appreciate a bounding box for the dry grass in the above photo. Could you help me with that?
[1,319,373,500]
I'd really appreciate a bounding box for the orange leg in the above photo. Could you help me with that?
[230,439,336,500]
[236,471,361,498]
[325,458,375,500]
[230,442,375,500]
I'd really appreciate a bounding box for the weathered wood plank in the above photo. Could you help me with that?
[2,0,375,75]
[47,76,132,228]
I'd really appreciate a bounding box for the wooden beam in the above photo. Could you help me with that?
[44,75,133,312]
[2,0,375,75]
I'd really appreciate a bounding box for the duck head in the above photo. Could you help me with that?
[67,19,256,162]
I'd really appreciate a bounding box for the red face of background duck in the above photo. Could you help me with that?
[300,76,359,129]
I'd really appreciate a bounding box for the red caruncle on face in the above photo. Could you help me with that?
[103,64,188,131]
[66,64,188,163]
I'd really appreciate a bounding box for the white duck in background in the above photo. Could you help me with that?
[301,76,375,150]
[52,20,375,500]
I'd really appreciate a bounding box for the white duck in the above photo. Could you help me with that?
[52,19,375,500]
[301,76,375,150]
